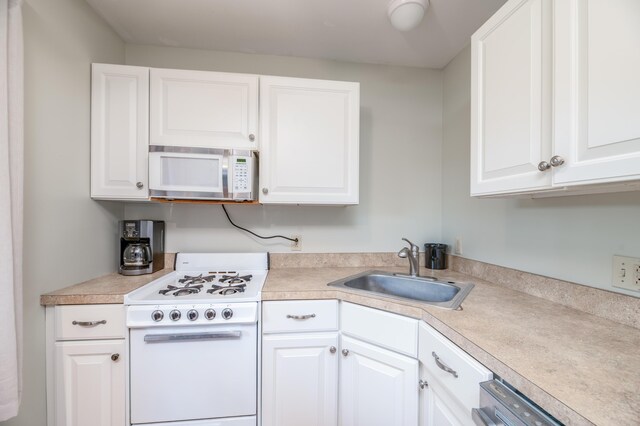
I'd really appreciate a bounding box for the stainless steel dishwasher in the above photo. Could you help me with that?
[473,380,563,426]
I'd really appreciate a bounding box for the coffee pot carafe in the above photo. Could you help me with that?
[122,243,152,267]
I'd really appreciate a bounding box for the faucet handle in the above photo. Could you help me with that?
[402,238,419,252]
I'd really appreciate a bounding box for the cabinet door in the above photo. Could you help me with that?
[470,0,552,196]
[259,76,359,204]
[262,332,339,426]
[150,68,258,150]
[55,340,125,426]
[339,335,418,426]
[91,63,149,199]
[553,0,640,186]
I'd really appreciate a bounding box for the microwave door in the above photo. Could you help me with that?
[149,151,227,199]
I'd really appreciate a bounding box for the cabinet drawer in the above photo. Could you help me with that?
[340,302,418,357]
[419,322,492,414]
[55,305,126,341]
[263,300,338,333]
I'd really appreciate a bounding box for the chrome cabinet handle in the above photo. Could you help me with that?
[538,155,565,172]
[549,155,564,167]
[111,353,120,362]
[432,351,458,378]
[249,134,256,142]
[144,331,241,343]
[72,320,106,327]
[262,188,269,195]
[537,161,551,171]
[136,181,144,189]
[286,314,316,320]
[342,349,349,357]
[419,379,428,390]
[329,346,337,354]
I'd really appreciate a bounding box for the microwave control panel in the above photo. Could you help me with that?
[232,157,251,193]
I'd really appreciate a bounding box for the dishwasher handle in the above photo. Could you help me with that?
[472,408,502,426]
[144,331,241,343]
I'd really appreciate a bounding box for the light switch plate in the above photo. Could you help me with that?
[612,255,640,292]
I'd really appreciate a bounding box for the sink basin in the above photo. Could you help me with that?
[327,270,473,310]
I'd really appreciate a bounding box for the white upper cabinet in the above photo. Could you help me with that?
[471,0,640,196]
[91,63,149,199]
[471,0,551,196]
[553,0,640,186]
[259,76,360,205]
[150,68,259,150]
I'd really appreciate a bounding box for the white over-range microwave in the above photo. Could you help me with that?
[149,146,257,201]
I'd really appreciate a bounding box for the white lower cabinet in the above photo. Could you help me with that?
[262,332,339,426]
[339,335,419,426]
[418,323,492,426]
[46,305,127,426]
[55,340,126,426]
[262,301,492,426]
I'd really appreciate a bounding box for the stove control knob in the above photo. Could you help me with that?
[222,308,233,320]
[151,310,164,322]
[170,310,181,321]
[187,309,198,321]
[204,309,216,320]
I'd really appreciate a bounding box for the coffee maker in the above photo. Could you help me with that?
[118,220,165,276]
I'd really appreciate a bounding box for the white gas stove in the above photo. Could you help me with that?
[125,253,268,426]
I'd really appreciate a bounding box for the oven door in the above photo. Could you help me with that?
[149,147,229,199]
[130,323,257,424]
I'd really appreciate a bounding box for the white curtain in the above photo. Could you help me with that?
[0,0,23,421]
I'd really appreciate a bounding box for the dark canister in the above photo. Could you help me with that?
[424,243,447,270]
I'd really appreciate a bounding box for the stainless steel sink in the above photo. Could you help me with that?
[327,270,473,310]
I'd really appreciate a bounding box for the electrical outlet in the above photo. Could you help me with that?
[291,235,302,251]
[612,255,640,292]
[454,238,463,255]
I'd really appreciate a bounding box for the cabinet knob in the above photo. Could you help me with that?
[537,161,551,172]
[136,182,144,189]
[342,349,349,357]
[262,188,269,195]
[549,155,565,167]
[329,346,337,354]
[111,353,120,362]
[419,379,428,390]
[249,134,256,142]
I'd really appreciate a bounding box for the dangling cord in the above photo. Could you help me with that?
[221,205,298,243]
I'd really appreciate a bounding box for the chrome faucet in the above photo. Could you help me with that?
[398,238,420,277]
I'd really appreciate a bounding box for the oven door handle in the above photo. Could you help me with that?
[143,331,242,343]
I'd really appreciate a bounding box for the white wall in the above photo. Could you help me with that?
[124,45,444,253]
[0,1,125,425]
[441,45,640,296]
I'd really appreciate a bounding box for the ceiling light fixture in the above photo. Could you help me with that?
[387,0,429,32]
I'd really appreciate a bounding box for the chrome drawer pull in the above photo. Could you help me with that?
[432,351,458,378]
[72,320,107,327]
[144,331,241,343]
[286,314,316,320]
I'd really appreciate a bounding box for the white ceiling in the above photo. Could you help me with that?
[85,0,506,69]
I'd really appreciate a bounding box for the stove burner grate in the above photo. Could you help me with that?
[219,274,253,285]
[178,274,217,285]
[207,283,247,296]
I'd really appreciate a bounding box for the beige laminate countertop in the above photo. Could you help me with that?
[39,268,174,305]
[262,266,640,426]
[40,265,640,426]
